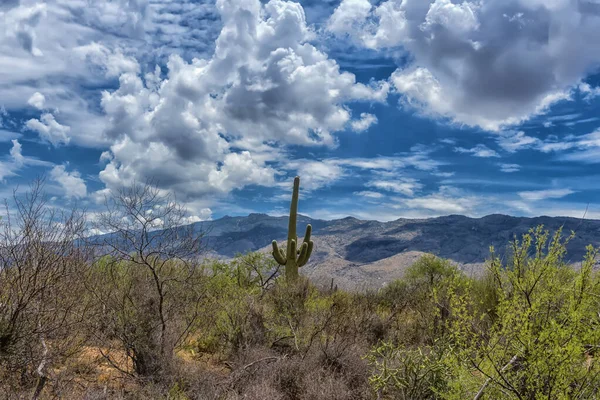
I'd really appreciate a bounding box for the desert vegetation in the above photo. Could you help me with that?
[1,179,600,399]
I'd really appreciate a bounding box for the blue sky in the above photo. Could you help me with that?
[1,0,600,222]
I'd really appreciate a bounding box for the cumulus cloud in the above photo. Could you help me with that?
[285,159,345,191]
[0,3,46,56]
[98,0,388,200]
[183,208,213,223]
[10,139,24,166]
[0,140,23,181]
[26,112,70,146]
[351,113,378,132]
[0,0,156,148]
[50,165,87,199]
[328,0,600,130]
[454,144,500,158]
[74,42,140,78]
[0,140,50,181]
[27,92,45,109]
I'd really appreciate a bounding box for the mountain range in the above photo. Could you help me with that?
[193,213,600,289]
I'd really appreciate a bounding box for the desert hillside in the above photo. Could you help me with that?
[193,213,600,288]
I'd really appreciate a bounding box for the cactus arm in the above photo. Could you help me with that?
[297,242,308,264]
[303,224,312,243]
[289,239,297,262]
[298,240,313,267]
[272,240,287,265]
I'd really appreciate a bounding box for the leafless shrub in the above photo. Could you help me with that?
[86,181,207,379]
[0,178,90,398]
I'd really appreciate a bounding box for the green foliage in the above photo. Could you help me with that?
[369,228,600,400]
[367,342,451,400]
[445,227,600,399]
[405,254,465,342]
[271,176,314,281]
[229,251,281,291]
[5,213,600,400]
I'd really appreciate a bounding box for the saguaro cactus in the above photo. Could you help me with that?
[272,176,313,281]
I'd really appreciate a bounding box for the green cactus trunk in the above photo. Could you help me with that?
[271,176,313,282]
[285,177,300,280]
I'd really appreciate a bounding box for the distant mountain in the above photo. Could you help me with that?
[192,213,600,289]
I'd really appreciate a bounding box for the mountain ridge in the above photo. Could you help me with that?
[192,213,600,289]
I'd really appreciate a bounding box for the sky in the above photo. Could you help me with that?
[1,0,600,222]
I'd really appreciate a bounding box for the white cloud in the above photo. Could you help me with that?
[183,208,213,223]
[367,178,423,196]
[579,82,600,101]
[328,0,409,49]
[74,42,140,78]
[27,92,45,109]
[354,191,385,199]
[50,165,87,199]
[351,113,378,132]
[533,129,600,163]
[98,0,388,201]
[99,151,113,163]
[0,0,154,148]
[1,3,47,56]
[327,0,372,36]
[10,139,24,166]
[422,0,479,35]
[518,188,575,201]
[25,112,70,146]
[0,139,52,182]
[0,162,14,182]
[495,130,540,153]
[499,163,520,173]
[324,147,445,177]
[454,144,500,158]
[90,188,112,205]
[208,151,276,193]
[397,186,479,214]
[285,159,344,191]
[329,0,600,130]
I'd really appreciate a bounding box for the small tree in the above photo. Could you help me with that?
[405,255,461,341]
[0,179,89,398]
[447,227,600,399]
[88,182,206,378]
[230,252,281,292]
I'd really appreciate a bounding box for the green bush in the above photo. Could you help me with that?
[367,341,451,399]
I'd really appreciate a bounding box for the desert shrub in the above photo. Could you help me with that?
[4,177,600,400]
[387,254,465,345]
[367,341,451,400]
[86,182,207,380]
[445,227,600,399]
[229,251,281,292]
[0,179,90,398]
[225,345,373,400]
